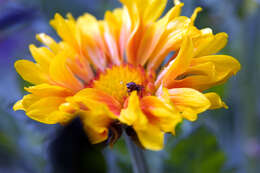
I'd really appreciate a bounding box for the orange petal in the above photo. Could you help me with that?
[66,55,94,84]
[77,14,107,70]
[125,19,141,65]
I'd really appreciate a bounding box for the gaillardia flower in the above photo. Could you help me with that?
[14,0,240,150]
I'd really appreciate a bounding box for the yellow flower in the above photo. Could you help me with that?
[14,0,240,150]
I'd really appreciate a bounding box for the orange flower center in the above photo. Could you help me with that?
[92,64,155,103]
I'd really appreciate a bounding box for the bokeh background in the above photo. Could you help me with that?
[0,0,260,172]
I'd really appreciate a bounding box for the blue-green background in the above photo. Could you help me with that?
[0,0,259,172]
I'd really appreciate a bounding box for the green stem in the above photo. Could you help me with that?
[124,133,149,173]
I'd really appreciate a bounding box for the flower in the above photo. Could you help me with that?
[14,0,240,150]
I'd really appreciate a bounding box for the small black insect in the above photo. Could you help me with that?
[126,82,143,93]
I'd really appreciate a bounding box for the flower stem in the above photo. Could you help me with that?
[124,133,149,173]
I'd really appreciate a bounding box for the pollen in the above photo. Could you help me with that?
[93,65,147,103]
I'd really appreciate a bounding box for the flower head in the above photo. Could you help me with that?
[14,0,240,150]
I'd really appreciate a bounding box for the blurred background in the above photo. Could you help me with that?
[0,0,259,172]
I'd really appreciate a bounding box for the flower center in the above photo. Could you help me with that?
[92,65,154,103]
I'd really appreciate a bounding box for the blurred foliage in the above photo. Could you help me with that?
[0,107,19,166]
[164,126,227,173]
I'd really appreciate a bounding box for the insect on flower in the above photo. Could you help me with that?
[126,82,144,93]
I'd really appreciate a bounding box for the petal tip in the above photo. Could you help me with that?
[223,103,229,109]
[174,0,182,5]
[13,100,24,111]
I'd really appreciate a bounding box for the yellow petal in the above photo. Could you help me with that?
[82,123,109,144]
[166,88,210,121]
[29,44,53,72]
[49,52,83,92]
[193,32,228,57]
[56,43,94,83]
[159,36,194,87]
[26,97,67,124]
[165,1,184,21]
[79,110,112,144]
[48,111,75,125]
[168,62,216,90]
[77,13,101,36]
[120,0,167,24]
[13,100,24,111]
[178,61,216,80]
[50,13,79,49]
[25,84,73,97]
[119,91,147,127]
[141,96,178,118]
[36,33,60,54]
[142,0,167,23]
[192,55,241,88]
[14,94,40,111]
[136,123,164,151]
[191,7,202,24]
[204,92,228,109]
[14,60,49,84]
